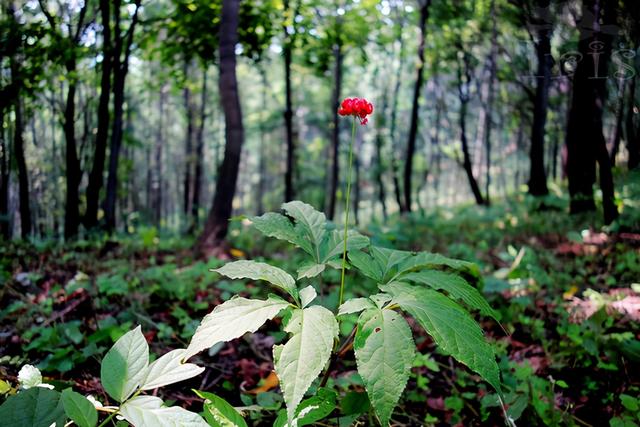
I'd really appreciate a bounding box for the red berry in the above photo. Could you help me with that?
[337,96,373,125]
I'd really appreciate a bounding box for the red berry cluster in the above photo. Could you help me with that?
[338,97,374,125]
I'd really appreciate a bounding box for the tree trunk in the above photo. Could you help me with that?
[389,25,406,213]
[283,0,295,202]
[104,0,140,232]
[458,53,485,206]
[374,80,388,221]
[528,0,552,196]
[84,0,112,230]
[63,58,81,239]
[10,56,31,238]
[0,107,10,239]
[183,63,194,218]
[257,68,268,215]
[402,0,431,213]
[566,0,618,223]
[327,40,343,221]
[626,76,639,169]
[608,75,626,165]
[460,100,485,205]
[482,0,498,205]
[190,67,207,231]
[153,85,166,226]
[197,0,244,254]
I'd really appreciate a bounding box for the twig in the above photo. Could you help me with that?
[319,326,357,387]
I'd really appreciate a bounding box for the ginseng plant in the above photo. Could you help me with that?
[182,97,503,426]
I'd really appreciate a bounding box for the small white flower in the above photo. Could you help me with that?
[18,364,54,389]
[18,364,42,389]
[86,395,103,409]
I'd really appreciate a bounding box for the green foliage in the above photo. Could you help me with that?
[194,390,248,427]
[184,201,500,425]
[61,388,98,427]
[101,326,150,403]
[353,307,415,425]
[273,305,338,421]
[0,387,66,427]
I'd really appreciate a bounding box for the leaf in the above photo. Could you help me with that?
[382,282,501,393]
[347,251,383,282]
[399,270,500,320]
[273,388,337,427]
[393,251,480,280]
[100,325,149,402]
[245,371,280,394]
[348,247,411,282]
[319,230,369,263]
[338,298,375,315]
[354,308,415,426]
[294,388,337,426]
[297,263,325,280]
[140,349,205,390]
[214,261,298,301]
[61,388,98,427]
[194,390,248,427]
[273,306,338,422]
[251,212,314,256]
[341,391,370,416]
[0,387,66,427]
[370,293,392,308]
[300,286,317,308]
[620,394,639,411]
[184,296,290,360]
[282,201,327,260]
[120,395,208,427]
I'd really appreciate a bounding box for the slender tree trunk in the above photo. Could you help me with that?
[183,63,194,218]
[458,54,485,206]
[482,0,498,205]
[327,40,343,221]
[197,0,244,253]
[154,85,166,226]
[190,67,207,231]
[0,107,10,239]
[608,75,626,165]
[528,0,552,196]
[145,145,152,217]
[374,80,388,221]
[257,68,269,215]
[63,59,81,239]
[10,56,31,238]
[283,0,295,202]
[403,0,431,213]
[85,0,112,229]
[389,25,406,212]
[626,76,639,169]
[460,100,485,205]
[566,0,618,223]
[104,0,140,232]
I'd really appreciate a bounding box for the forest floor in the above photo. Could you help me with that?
[1,171,639,426]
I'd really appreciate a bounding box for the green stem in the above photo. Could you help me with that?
[338,118,357,307]
[97,410,119,427]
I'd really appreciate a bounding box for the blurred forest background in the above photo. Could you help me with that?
[1,0,639,246]
[2,1,640,425]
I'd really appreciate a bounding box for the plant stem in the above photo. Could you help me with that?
[338,118,357,307]
[97,410,119,427]
[319,325,357,387]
